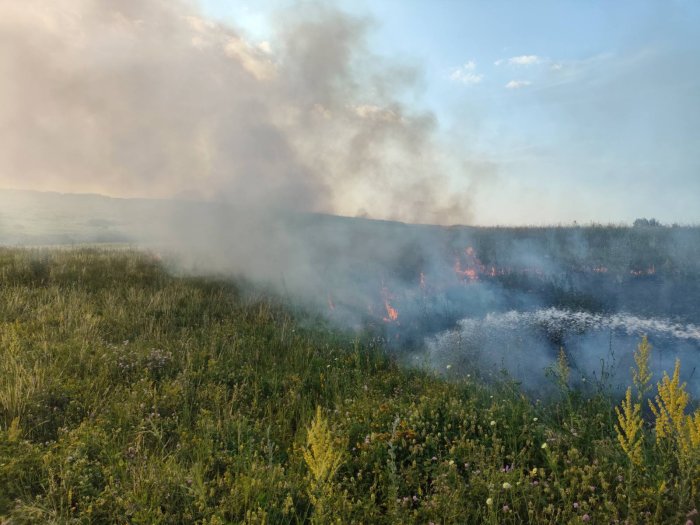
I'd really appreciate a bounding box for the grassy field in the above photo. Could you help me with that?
[0,248,698,524]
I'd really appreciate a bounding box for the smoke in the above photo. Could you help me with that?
[426,308,700,397]
[2,1,700,399]
[0,0,475,224]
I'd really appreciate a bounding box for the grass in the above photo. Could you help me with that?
[0,247,698,524]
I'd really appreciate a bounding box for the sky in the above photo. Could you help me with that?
[1,1,699,225]
[199,0,700,225]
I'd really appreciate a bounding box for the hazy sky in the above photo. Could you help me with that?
[201,0,700,225]
[2,1,699,225]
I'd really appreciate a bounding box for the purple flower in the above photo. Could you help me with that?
[582,514,590,522]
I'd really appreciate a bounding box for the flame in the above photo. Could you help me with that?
[454,246,483,282]
[384,301,399,322]
[630,265,656,276]
[380,284,399,322]
[324,243,663,327]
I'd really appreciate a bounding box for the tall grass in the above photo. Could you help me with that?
[0,247,697,523]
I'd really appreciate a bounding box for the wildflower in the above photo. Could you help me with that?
[573,502,579,509]
[533,417,538,422]
[582,514,590,522]
[615,387,644,465]
[490,420,496,427]
[502,482,512,490]
[446,364,452,369]
[541,442,548,449]
[303,406,345,494]
[486,497,493,506]
[503,505,509,512]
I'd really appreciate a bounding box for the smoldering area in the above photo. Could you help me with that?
[2,1,700,399]
[3,190,700,398]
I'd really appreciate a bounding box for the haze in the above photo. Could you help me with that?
[1,0,699,225]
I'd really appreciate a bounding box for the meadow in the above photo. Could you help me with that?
[0,248,698,524]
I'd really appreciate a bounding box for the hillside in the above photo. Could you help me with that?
[3,190,700,393]
[1,248,698,523]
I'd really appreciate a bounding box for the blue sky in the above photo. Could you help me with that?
[198,1,700,225]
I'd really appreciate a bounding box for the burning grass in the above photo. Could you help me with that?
[0,248,698,523]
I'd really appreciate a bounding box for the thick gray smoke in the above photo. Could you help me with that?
[0,0,474,224]
[2,1,699,400]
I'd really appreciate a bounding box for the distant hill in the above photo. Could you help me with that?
[0,189,175,245]
[3,189,700,328]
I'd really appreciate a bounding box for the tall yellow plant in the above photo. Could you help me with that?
[615,387,644,466]
[303,406,345,522]
[688,411,700,450]
[649,360,688,444]
[632,336,652,400]
[648,359,699,464]
[303,406,344,485]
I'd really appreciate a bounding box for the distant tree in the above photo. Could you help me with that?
[633,218,663,228]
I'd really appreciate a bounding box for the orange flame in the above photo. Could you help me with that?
[384,301,399,322]
[454,246,485,282]
[380,284,399,322]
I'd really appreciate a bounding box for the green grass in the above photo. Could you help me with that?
[0,248,697,524]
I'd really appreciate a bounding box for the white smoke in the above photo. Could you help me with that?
[0,0,480,224]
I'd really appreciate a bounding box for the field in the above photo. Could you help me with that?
[1,248,699,524]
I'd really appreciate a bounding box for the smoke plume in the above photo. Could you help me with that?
[0,0,474,224]
[3,1,699,399]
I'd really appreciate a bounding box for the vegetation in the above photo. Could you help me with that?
[0,248,698,524]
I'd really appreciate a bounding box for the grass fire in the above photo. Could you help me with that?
[2,0,700,523]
